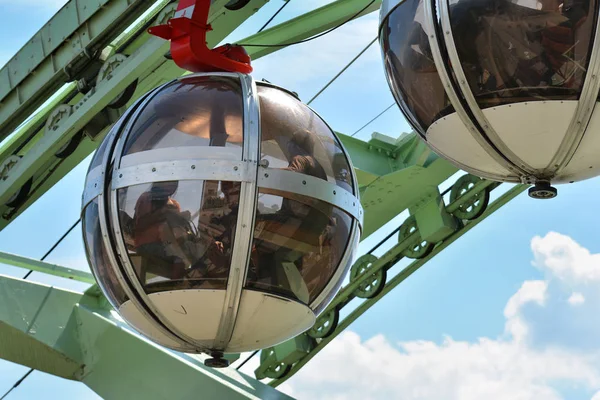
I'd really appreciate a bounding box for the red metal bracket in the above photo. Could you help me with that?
[148,0,253,74]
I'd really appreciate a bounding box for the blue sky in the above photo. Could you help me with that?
[2,1,600,399]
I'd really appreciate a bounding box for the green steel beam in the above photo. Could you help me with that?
[236,0,383,59]
[0,275,85,379]
[265,182,528,387]
[0,251,95,284]
[0,275,292,399]
[76,305,292,399]
[345,132,459,238]
[0,0,162,141]
[337,133,398,185]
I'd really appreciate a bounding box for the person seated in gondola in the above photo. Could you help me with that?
[250,129,333,303]
[132,181,190,283]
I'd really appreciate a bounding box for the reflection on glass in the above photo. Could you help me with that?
[82,199,128,306]
[246,189,352,306]
[449,0,597,107]
[258,85,354,194]
[380,0,455,135]
[117,180,240,293]
[89,127,113,172]
[123,76,244,155]
[313,233,358,315]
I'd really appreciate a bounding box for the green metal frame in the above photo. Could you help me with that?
[0,274,291,399]
[0,0,530,397]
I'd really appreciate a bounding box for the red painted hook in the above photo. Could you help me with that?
[148,0,253,74]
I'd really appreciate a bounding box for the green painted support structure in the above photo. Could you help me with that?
[0,0,160,140]
[0,0,531,396]
[0,274,291,399]
[0,251,95,284]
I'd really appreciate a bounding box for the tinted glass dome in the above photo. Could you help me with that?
[379,0,600,196]
[81,73,362,359]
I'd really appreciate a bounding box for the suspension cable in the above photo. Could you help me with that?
[307,37,377,106]
[237,0,376,48]
[257,0,293,33]
[350,103,395,138]
[0,369,33,400]
[22,218,81,279]
[235,350,259,371]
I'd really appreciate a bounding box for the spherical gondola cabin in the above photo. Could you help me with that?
[379,0,600,198]
[81,73,362,365]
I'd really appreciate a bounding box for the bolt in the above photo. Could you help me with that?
[191,165,196,169]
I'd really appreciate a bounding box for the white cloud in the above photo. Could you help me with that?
[531,232,600,284]
[569,292,586,306]
[275,232,600,400]
[503,280,547,342]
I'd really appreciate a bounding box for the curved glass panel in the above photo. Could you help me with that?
[258,85,354,194]
[380,0,455,135]
[449,0,597,108]
[313,230,358,315]
[89,133,111,172]
[82,198,128,307]
[117,180,240,293]
[122,76,244,156]
[245,189,353,305]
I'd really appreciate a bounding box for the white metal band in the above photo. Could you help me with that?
[82,166,103,208]
[548,15,600,176]
[213,73,260,351]
[119,146,242,168]
[81,104,137,210]
[422,0,521,183]
[108,81,211,351]
[94,89,195,351]
[257,168,364,225]
[436,0,535,180]
[112,159,253,189]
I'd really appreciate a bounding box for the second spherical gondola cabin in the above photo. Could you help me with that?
[380,0,600,198]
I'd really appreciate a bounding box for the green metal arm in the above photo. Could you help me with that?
[0,251,95,284]
[0,0,158,142]
[0,274,293,399]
